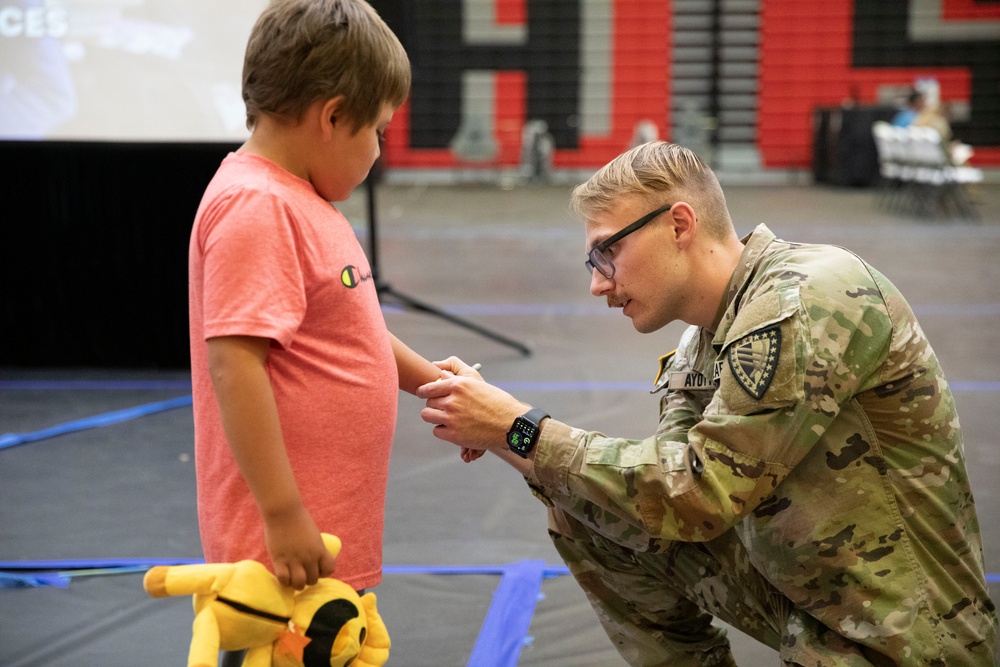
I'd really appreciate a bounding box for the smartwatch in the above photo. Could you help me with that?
[506,408,549,458]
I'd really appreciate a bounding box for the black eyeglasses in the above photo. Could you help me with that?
[585,202,674,279]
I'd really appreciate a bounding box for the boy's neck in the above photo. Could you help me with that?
[240,116,312,181]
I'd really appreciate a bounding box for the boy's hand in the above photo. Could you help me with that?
[263,505,336,589]
[433,356,484,381]
[460,447,486,463]
[432,358,487,462]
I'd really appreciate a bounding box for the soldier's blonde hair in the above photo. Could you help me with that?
[243,0,411,133]
[571,142,734,240]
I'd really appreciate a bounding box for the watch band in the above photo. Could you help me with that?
[506,408,549,458]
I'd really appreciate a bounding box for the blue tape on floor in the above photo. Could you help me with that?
[0,395,193,451]
[386,562,571,667]
[382,564,570,578]
[466,559,547,667]
[0,565,157,589]
[0,572,72,589]
[0,558,203,571]
[0,560,569,585]
[0,380,193,391]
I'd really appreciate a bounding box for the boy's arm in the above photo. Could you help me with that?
[206,335,335,589]
[391,335,487,462]
[390,333,443,395]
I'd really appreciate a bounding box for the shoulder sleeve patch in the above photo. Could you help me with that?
[718,283,802,412]
[727,324,781,399]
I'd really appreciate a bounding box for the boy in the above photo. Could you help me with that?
[188,0,440,599]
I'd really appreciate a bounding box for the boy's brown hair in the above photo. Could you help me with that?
[243,0,411,132]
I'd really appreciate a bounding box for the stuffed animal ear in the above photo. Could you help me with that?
[142,563,239,598]
[320,533,342,558]
[143,566,170,597]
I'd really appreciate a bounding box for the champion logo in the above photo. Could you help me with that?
[340,265,372,288]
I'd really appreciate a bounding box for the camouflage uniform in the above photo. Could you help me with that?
[528,225,998,666]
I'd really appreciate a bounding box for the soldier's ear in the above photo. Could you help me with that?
[668,202,698,248]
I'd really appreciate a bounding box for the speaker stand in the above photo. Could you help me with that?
[365,176,531,356]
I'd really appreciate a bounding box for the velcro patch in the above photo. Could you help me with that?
[727,324,781,399]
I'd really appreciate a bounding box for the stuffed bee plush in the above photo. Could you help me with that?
[143,534,389,667]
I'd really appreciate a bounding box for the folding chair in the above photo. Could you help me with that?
[871,121,901,211]
[903,126,950,217]
[905,127,983,219]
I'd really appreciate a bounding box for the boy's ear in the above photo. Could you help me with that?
[319,96,346,137]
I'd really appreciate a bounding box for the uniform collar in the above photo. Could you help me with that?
[711,224,776,343]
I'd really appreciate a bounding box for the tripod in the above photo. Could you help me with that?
[364,174,531,356]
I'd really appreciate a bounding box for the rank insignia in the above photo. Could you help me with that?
[727,324,781,399]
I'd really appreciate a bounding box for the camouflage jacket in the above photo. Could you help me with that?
[529,224,997,665]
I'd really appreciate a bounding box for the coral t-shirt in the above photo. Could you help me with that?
[188,152,397,590]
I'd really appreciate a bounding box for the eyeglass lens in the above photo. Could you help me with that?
[584,202,674,280]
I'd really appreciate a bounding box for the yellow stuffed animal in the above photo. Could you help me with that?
[143,534,389,667]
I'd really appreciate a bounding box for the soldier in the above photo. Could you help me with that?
[418,141,998,666]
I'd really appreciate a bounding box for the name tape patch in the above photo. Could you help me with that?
[664,360,723,391]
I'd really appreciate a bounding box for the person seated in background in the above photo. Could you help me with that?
[913,100,974,165]
[891,90,924,127]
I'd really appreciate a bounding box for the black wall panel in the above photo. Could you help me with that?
[1,141,237,368]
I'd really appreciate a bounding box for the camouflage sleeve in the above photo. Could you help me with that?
[529,261,894,546]
[527,348,718,550]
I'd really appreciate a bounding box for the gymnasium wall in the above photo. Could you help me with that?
[2,0,997,163]
[370,0,999,171]
[1,0,998,368]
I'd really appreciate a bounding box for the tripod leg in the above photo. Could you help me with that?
[379,284,531,356]
[366,173,530,356]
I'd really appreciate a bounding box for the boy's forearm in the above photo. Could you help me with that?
[206,336,303,517]
[390,333,441,395]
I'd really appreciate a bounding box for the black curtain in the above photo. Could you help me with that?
[1,141,237,368]
[812,106,896,187]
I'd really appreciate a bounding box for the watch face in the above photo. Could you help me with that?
[508,416,539,455]
[510,429,532,448]
[507,410,548,457]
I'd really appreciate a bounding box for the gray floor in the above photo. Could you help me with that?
[1,180,998,666]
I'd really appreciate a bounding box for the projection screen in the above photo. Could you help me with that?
[1,0,268,141]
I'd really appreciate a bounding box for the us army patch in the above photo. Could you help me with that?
[727,324,780,399]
